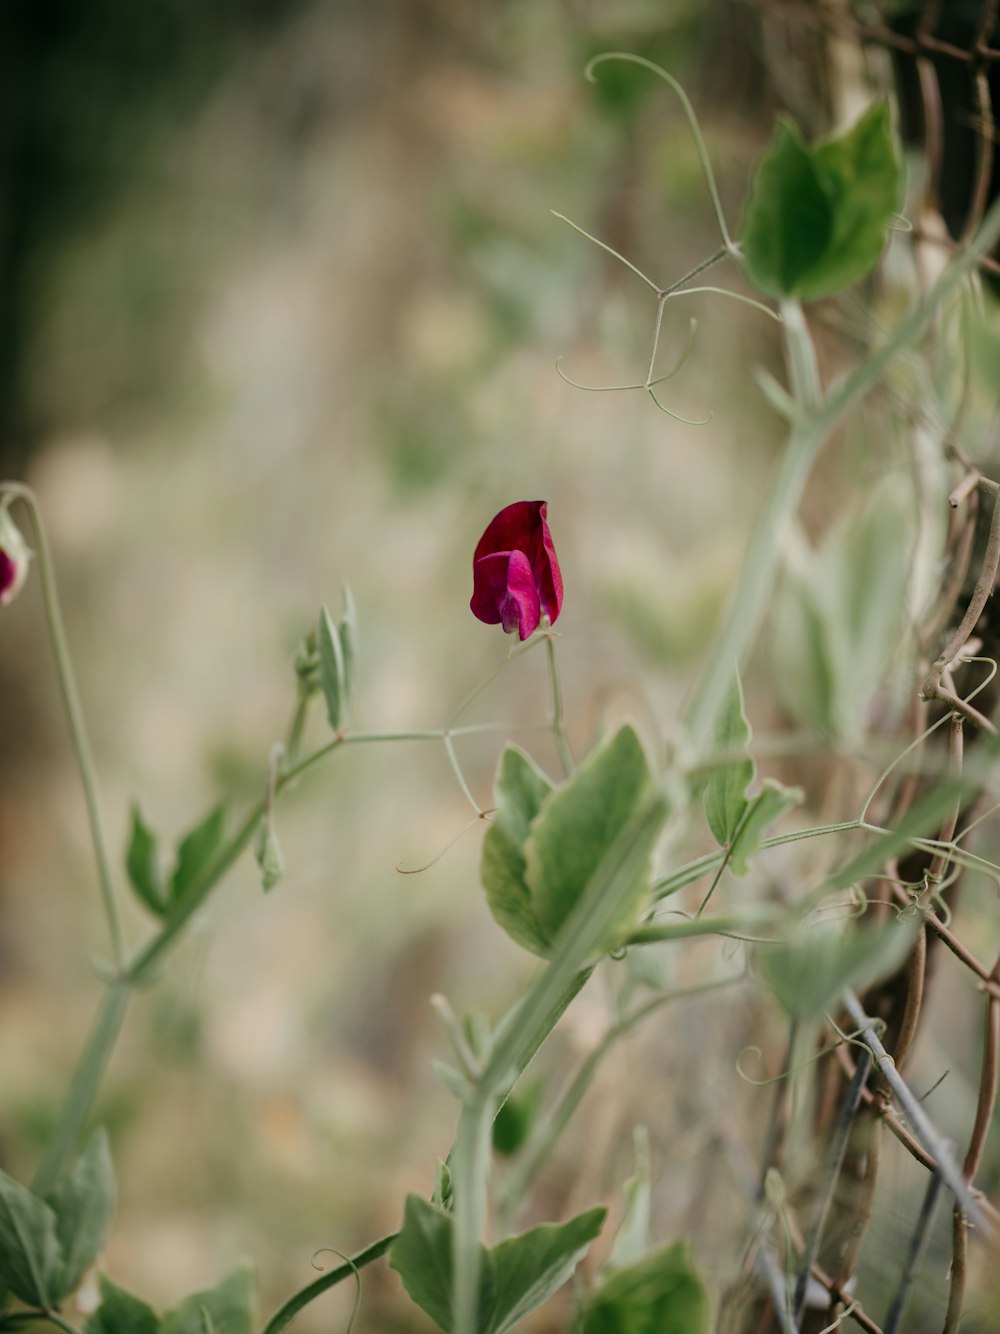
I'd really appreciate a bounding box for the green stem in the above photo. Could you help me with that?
[449,793,667,1334]
[127,803,264,983]
[1,485,125,970]
[780,299,821,409]
[650,819,862,901]
[684,412,824,760]
[584,54,735,252]
[447,636,544,728]
[684,192,1000,761]
[260,1232,397,1334]
[544,633,574,777]
[0,1314,83,1334]
[284,693,310,766]
[499,975,741,1218]
[451,1098,494,1334]
[32,983,130,1194]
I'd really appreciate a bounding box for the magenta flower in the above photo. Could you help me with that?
[0,507,30,608]
[470,500,563,640]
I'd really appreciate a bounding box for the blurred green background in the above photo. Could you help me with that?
[4,1,955,1329]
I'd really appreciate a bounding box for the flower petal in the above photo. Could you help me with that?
[471,550,541,639]
[471,500,563,631]
[0,549,17,604]
[0,509,30,608]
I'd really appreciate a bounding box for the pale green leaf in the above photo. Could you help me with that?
[729,779,803,877]
[758,919,917,1021]
[481,746,554,957]
[125,805,167,916]
[574,1241,710,1334]
[0,1168,61,1307]
[389,1194,605,1334]
[524,726,657,955]
[85,1274,161,1334]
[171,805,226,903]
[45,1127,116,1300]
[161,1264,254,1334]
[702,671,754,848]
[317,603,347,732]
[253,816,284,893]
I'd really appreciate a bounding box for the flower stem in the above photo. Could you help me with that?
[449,793,666,1334]
[544,632,573,777]
[31,982,129,1195]
[1,484,125,970]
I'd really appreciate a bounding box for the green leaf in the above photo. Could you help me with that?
[809,102,900,299]
[757,919,917,1021]
[482,746,555,957]
[772,556,841,737]
[702,672,754,847]
[0,1167,61,1307]
[742,103,899,300]
[485,1207,606,1334]
[607,1130,651,1272]
[774,493,913,744]
[170,805,226,903]
[85,1275,161,1334]
[492,1082,541,1158]
[728,779,803,877]
[126,805,167,916]
[253,816,284,893]
[389,1195,606,1334]
[45,1127,116,1300]
[339,585,358,705]
[388,1196,453,1331]
[317,603,347,731]
[741,118,833,298]
[434,1060,474,1103]
[524,726,658,955]
[161,1264,255,1334]
[574,1241,709,1334]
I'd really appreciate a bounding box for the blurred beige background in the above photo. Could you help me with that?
[0,3,794,1328]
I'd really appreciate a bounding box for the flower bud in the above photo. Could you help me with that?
[0,507,30,607]
[470,500,563,640]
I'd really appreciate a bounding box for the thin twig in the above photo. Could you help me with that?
[883,1165,945,1334]
[792,1050,873,1320]
[808,1263,885,1333]
[842,991,989,1231]
[926,485,1000,688]
[945,955,1000,1332]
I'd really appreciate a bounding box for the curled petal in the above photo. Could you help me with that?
[471,500,562,630]
[471,549,541,640]
[0,508,30,608]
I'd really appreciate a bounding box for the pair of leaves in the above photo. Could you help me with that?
[772,488,913,743]
[126,804,226,918]
[757,918,917,1021]
[482,725,664,959]
[742,102,899,300]
[317,587,358,732]
[573,1241,709,1334]
[0,1129,114,1309]
[389,1194,605,1333]
[86,1265,254,1334]
[701,674,803,874]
